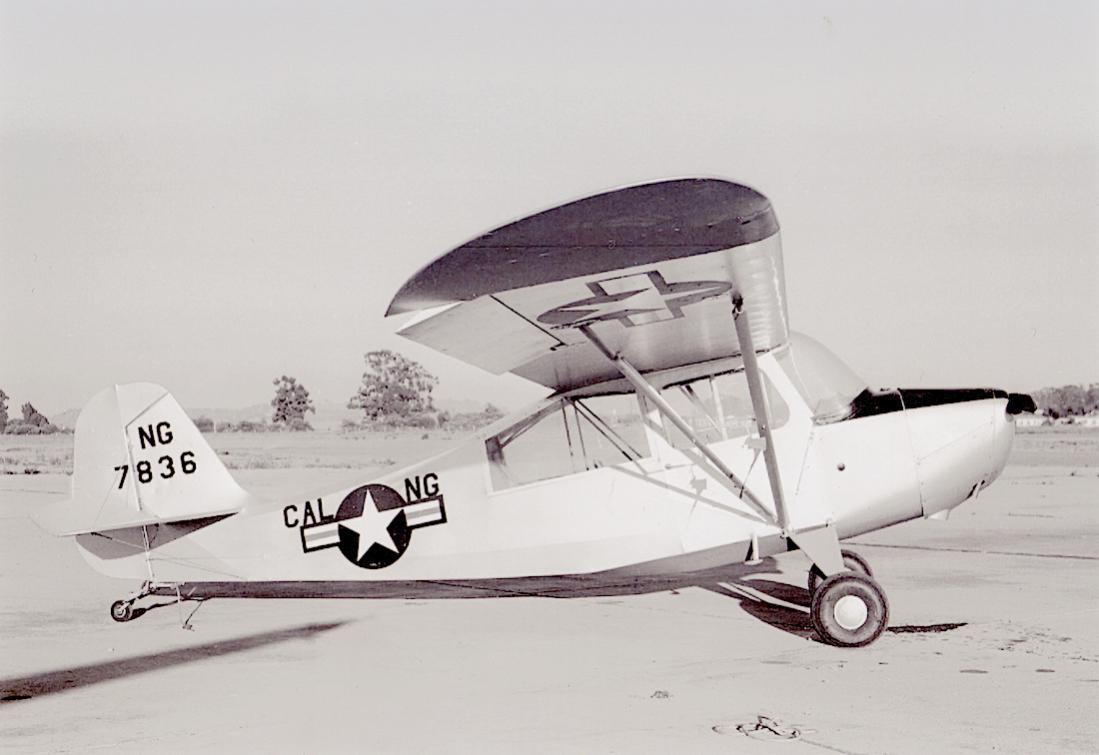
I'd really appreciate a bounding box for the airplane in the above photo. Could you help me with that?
[33,178,1036,647]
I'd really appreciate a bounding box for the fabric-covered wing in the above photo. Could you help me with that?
[388,178,789,393]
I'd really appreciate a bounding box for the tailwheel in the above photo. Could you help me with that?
[808,548,872,594]
[110,599,135,623]
[810,572,889,647]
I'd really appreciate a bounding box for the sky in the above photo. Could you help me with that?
[2,0,1097,416]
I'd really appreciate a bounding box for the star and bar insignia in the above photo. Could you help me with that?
[299,483,446,569]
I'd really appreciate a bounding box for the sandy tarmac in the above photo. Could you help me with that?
[1,433,1096,754]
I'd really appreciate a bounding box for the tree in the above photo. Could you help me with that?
[348,350,439,421]
[271,376,315,429]
[0,389,8,433]
[1034,383,1099,419]
[21,402,50,428]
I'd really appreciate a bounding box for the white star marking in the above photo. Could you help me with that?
[339,490,401,560]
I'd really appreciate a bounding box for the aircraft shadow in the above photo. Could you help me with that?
[168,558,787,601]
[695,579,968,640]
[164,558,826,639]
[160,558,967,644]
[0,621,344,704]
[699,578,816,640]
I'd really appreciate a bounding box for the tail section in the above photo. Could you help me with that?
[34,383,249,536]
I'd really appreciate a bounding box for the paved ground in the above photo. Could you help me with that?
[1,459,1096,754]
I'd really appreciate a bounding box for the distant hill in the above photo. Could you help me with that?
[436,397,487,415]
[49,396,503,431]
[49,408,81,429]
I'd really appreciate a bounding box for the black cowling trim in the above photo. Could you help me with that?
[1007,393,1037,415]
[845,389,904,420]
[897,388,1007,409]
[835,387,1018,423]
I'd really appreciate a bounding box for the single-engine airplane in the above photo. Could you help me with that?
[35,178,1035,646]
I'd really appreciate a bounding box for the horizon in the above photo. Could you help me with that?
[3,2,1097,417]
[21,367,1099,426]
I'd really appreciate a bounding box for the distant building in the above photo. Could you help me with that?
[1014,412,1047,429]
[1077,412,1099,428]
[1047,412,1099,428]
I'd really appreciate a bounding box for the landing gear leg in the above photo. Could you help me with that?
[808,548,872,594]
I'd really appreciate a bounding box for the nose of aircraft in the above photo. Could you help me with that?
[902,390,1025,518]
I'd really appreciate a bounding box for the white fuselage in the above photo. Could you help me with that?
[75,354,1017,587]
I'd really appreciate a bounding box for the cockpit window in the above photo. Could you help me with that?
[486,393,650,490]
[777,332,868,422]
[659,370,788,450]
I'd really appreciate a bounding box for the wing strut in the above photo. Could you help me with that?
[731,293,844,575]
[578,325,777,525]
[578,306,845,576]
[731,294,790,530]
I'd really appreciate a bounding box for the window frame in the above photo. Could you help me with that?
[655,367,790,451]
[484,391,652,492]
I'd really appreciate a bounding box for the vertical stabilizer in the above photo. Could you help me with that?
[34,383,249,536]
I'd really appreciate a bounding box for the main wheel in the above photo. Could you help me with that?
[810,572,889,647]
[110,600,134,623]
[808,548,873,594]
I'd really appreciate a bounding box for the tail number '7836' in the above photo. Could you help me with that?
[113,452,196,488]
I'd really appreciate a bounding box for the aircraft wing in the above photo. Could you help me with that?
[388,178,788,392]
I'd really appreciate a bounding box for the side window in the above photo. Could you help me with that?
[571,393,650,469]
[486,402,576,491]
[659,371,788,450]
[660,381,724,448]
[712,371,789,434]
[486,394,651,491]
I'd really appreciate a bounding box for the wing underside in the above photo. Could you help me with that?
[389,178,789,393]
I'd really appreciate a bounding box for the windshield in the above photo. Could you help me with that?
[776,332,868,422]
[659,369,788,449]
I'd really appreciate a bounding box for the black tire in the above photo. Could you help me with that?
[110,600,133,623]
[810,572,889,647]
[808,548,873,594]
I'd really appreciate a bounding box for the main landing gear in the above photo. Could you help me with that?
[807,549,889,647]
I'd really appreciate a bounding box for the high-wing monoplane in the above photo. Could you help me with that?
[35,178,1035,646]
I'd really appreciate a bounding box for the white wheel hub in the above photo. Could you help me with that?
[833,595,868,630]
